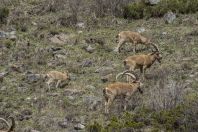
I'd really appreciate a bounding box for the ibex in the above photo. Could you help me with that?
[0,116,15,132]
[103,71,143,114]
[124,44,162,80]
[44,71,70,90]
[114,31,153,53]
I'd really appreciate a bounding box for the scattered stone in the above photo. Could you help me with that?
[58,119,68,128]
[85,37,105,46]
[0,86,6,91]
[136,27,145,33]
[74,123,85,130]
[77,31,83,34]
[47,92,60,97]
[21,127,40,132]
[83,95,102,110]
[80,59,93,67]
[162,32,167,35]
[95,67,115,76]
[0,72,9,82]
[21,109,32,116]
[85,45,95,53]
[86,85,96,91]
[0,31,17,41]
[54,54,67,60]
[49,33,76,45]
[76,22,85,29]
[145,0,160,5]
[26,73,41,83]
[164,11,176,24]
[31,130,40,132]
[64,89,85,97]
[101,73,113,83]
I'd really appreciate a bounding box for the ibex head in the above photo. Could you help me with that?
[116,70,143,94]
[151,43,162,63]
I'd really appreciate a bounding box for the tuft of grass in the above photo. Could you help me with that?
[0,7,9,24]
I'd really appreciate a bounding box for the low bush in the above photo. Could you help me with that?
[123,0,198,19]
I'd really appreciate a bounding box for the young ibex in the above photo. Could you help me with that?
[124,44,162,80]
[103,71,143,114]
[44,71,70,90]
[0,116,15,132]
[114,31,153,53]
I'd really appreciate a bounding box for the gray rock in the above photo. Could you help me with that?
[0,72,9,82]
[101,73,113,83]
[145,0,160,5]
[21,127,33,132]
[58,119,68,128]
[49,33,76,45]
[0,31,7,38]
[83,95,102,110]
[162,32,167,35]
[31,130,40,132]
[81,59,93,67]
[76,22,85,29]
[164,11,176,24]
[95,67,115,76]
[86,45,95,53]
[0,31,17,40]
[136,27,145,33]
[74,123,85,130]
[64,89,85,97]
[26,73,42,83]
[86,85,96,91]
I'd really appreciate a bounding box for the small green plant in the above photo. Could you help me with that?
[87,121,103,132]
[0,7,9,24]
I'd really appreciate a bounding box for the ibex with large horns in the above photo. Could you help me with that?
[103,71,143,114]
[124,43,162,80]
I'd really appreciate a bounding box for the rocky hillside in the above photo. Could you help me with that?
[0,0,198,131]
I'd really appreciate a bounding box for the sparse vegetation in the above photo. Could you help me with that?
[0,0,198,131]
[124,0,198,19]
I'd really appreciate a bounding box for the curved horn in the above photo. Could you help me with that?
[116,70,130,81]
[8,116,15,132]
[123,73,137,81]
[0,117,11,130]
[151,43,159,52]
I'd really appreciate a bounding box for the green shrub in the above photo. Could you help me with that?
[87,121,103,132]
[0,7,9,24]
[123,2,146,19]
[123,0,198,19]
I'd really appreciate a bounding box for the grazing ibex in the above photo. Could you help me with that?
[114,31,153,53]
[103,71,143,114]
[44,71,70,90]
[0,116,15,132]
[124,44,162,80]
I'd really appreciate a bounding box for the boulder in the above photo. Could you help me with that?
[95,67,115,76]
[74,123,85,130]
[83,95,102,110]
[145,0,160,5]
[49,33,77,45]
[80,59,93,67]
[164,11,176,24]
[85,45,95,53]
[26,72,42,83]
